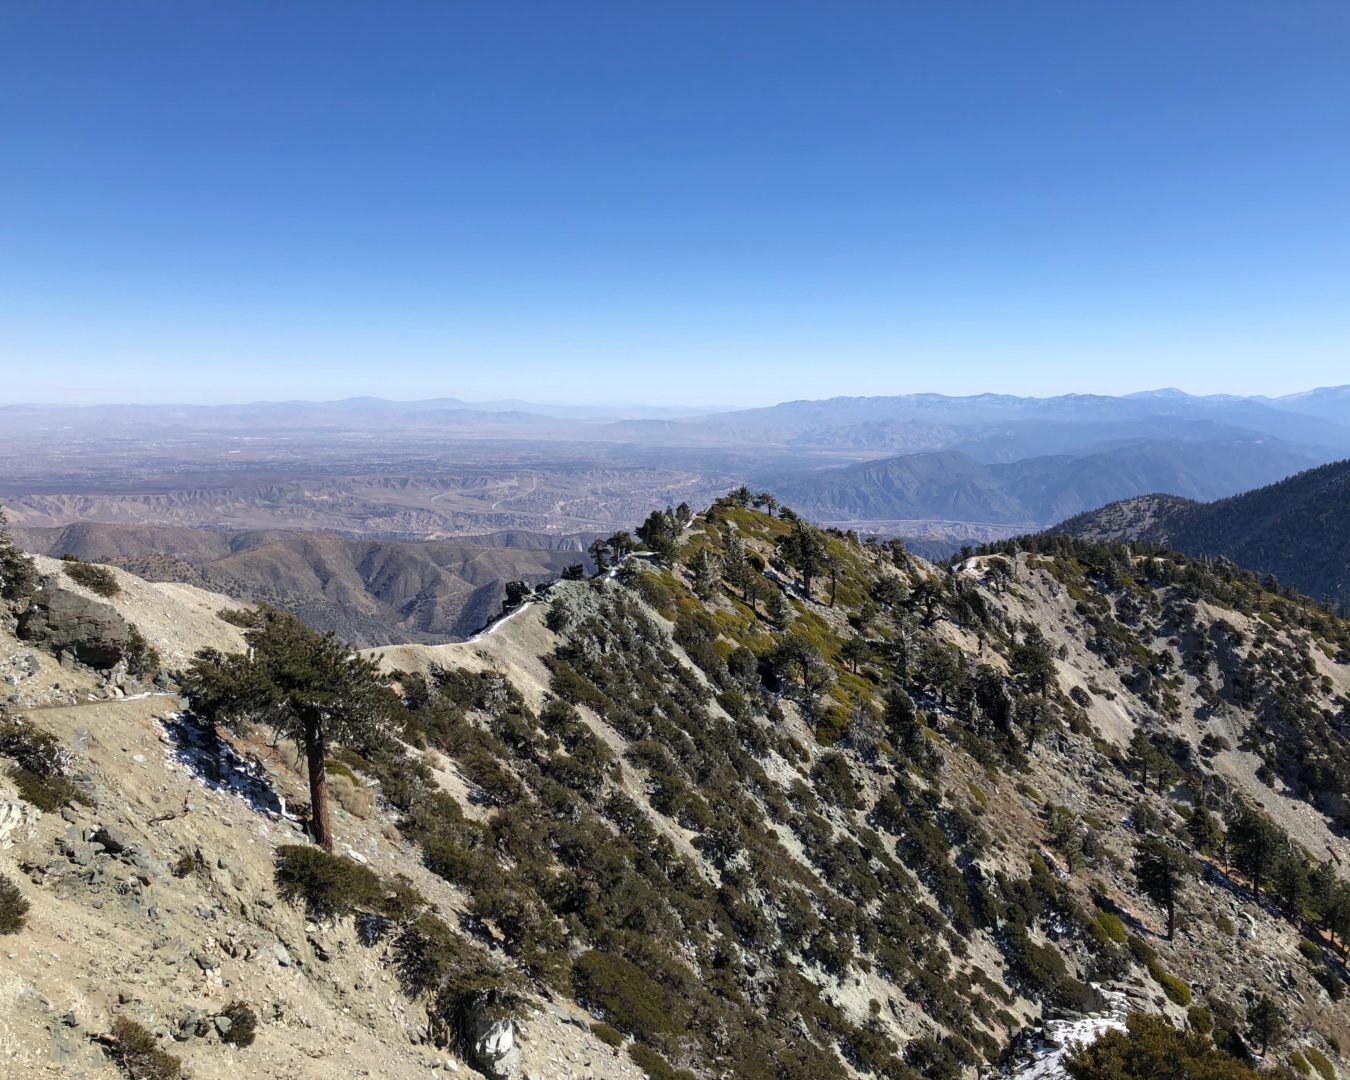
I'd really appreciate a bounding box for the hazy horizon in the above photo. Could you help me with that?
[4,383,1350,413]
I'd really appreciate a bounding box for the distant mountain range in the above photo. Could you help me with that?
[1050,458,1350,608]
[762,437,1317,530]
[10,523,592,645]
[8,385,1350,454]
[5,385,1350,554]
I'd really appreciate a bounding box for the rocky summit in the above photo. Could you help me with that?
[1,491,1348,1079]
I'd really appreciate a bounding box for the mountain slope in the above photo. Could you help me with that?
[11,524,592,645]
[1052,458,1350,607]
[3,499,1349,1078]
[765,438,1313,528]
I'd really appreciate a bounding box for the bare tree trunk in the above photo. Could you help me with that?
[304,713,332,852]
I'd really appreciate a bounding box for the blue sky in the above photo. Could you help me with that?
[2,3,1348,406]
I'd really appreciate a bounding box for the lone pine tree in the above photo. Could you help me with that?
[184,607,393,851]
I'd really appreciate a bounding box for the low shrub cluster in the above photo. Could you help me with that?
[0,872,30,934]
[218,1000,259,1048]
[106,1016,183,1079]
[273,845,383,919]
[0,715,88,812]
[61,555,120,597]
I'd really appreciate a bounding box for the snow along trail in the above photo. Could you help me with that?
[1005,990,1128,1079]
[465,597,536,643]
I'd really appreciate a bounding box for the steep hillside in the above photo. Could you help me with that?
[2,497,1350,1079]
[1053,459,1350,609]
[12,524,593,645]
[766,439,1313,529]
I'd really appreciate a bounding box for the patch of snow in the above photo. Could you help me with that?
[1005,990,1129,1079]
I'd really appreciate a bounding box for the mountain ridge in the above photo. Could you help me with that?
[1050,458,1350,608]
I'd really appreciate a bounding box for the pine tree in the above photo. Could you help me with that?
[183,608,394,851]
[840,634,870,675]
[689,548,721,602]
[1128,730,1159,790]
[1010,626,1057,698]
[1228,807,1284,901]
[1271,855,1311,921]
[587,538,611,576]
[1133,837,1193,940]
[769,632,832,707]
[1247,996,1282,1056]
[776,522,829,597]
[1186,805,1223,856]
[636,510,680,566]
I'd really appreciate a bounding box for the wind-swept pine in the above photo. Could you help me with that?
[183,607,394,851]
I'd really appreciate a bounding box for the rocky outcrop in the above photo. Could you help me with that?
[16,583,131,669]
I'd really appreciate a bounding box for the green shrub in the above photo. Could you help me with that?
[1215,914,1235,935]
[1303,1046,1335,1080]
[274,845,383,919]
[0,517,38,607]
[0,715,73,777]
[1094,909,1127,944]
[0,718,87,812]
[125,626,161,678]
[628,1044,698,1080]
[1289,1052,1310,1076]
[216,606,258,627]
[107,1016,183,1079]
[1187,1006,1212,1034]
[219,1000,258,1047]
[1004,928,1094,1012]
[7,765,89,813]
[591,1021,624,1047]
[62,557,120,597]
[573,949,687,1038]
[1066,1012,1255,1079]
[1147,958,1192,1006]
[0,872,30,934]
[394,912,479,997]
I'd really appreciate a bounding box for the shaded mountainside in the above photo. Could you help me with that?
[765,438,1314,528]
[12,523,592,645]
[1052,458,1350,609]
[3,496,1350,1078]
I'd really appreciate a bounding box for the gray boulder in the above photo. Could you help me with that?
[16,583,130,669]
[462,997,521,1080]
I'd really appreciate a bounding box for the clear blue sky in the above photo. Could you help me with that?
[2,2,1348,406]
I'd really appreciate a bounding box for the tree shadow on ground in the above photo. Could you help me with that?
[158,712,286,817]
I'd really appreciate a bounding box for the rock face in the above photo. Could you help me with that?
[16,583,131,669]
